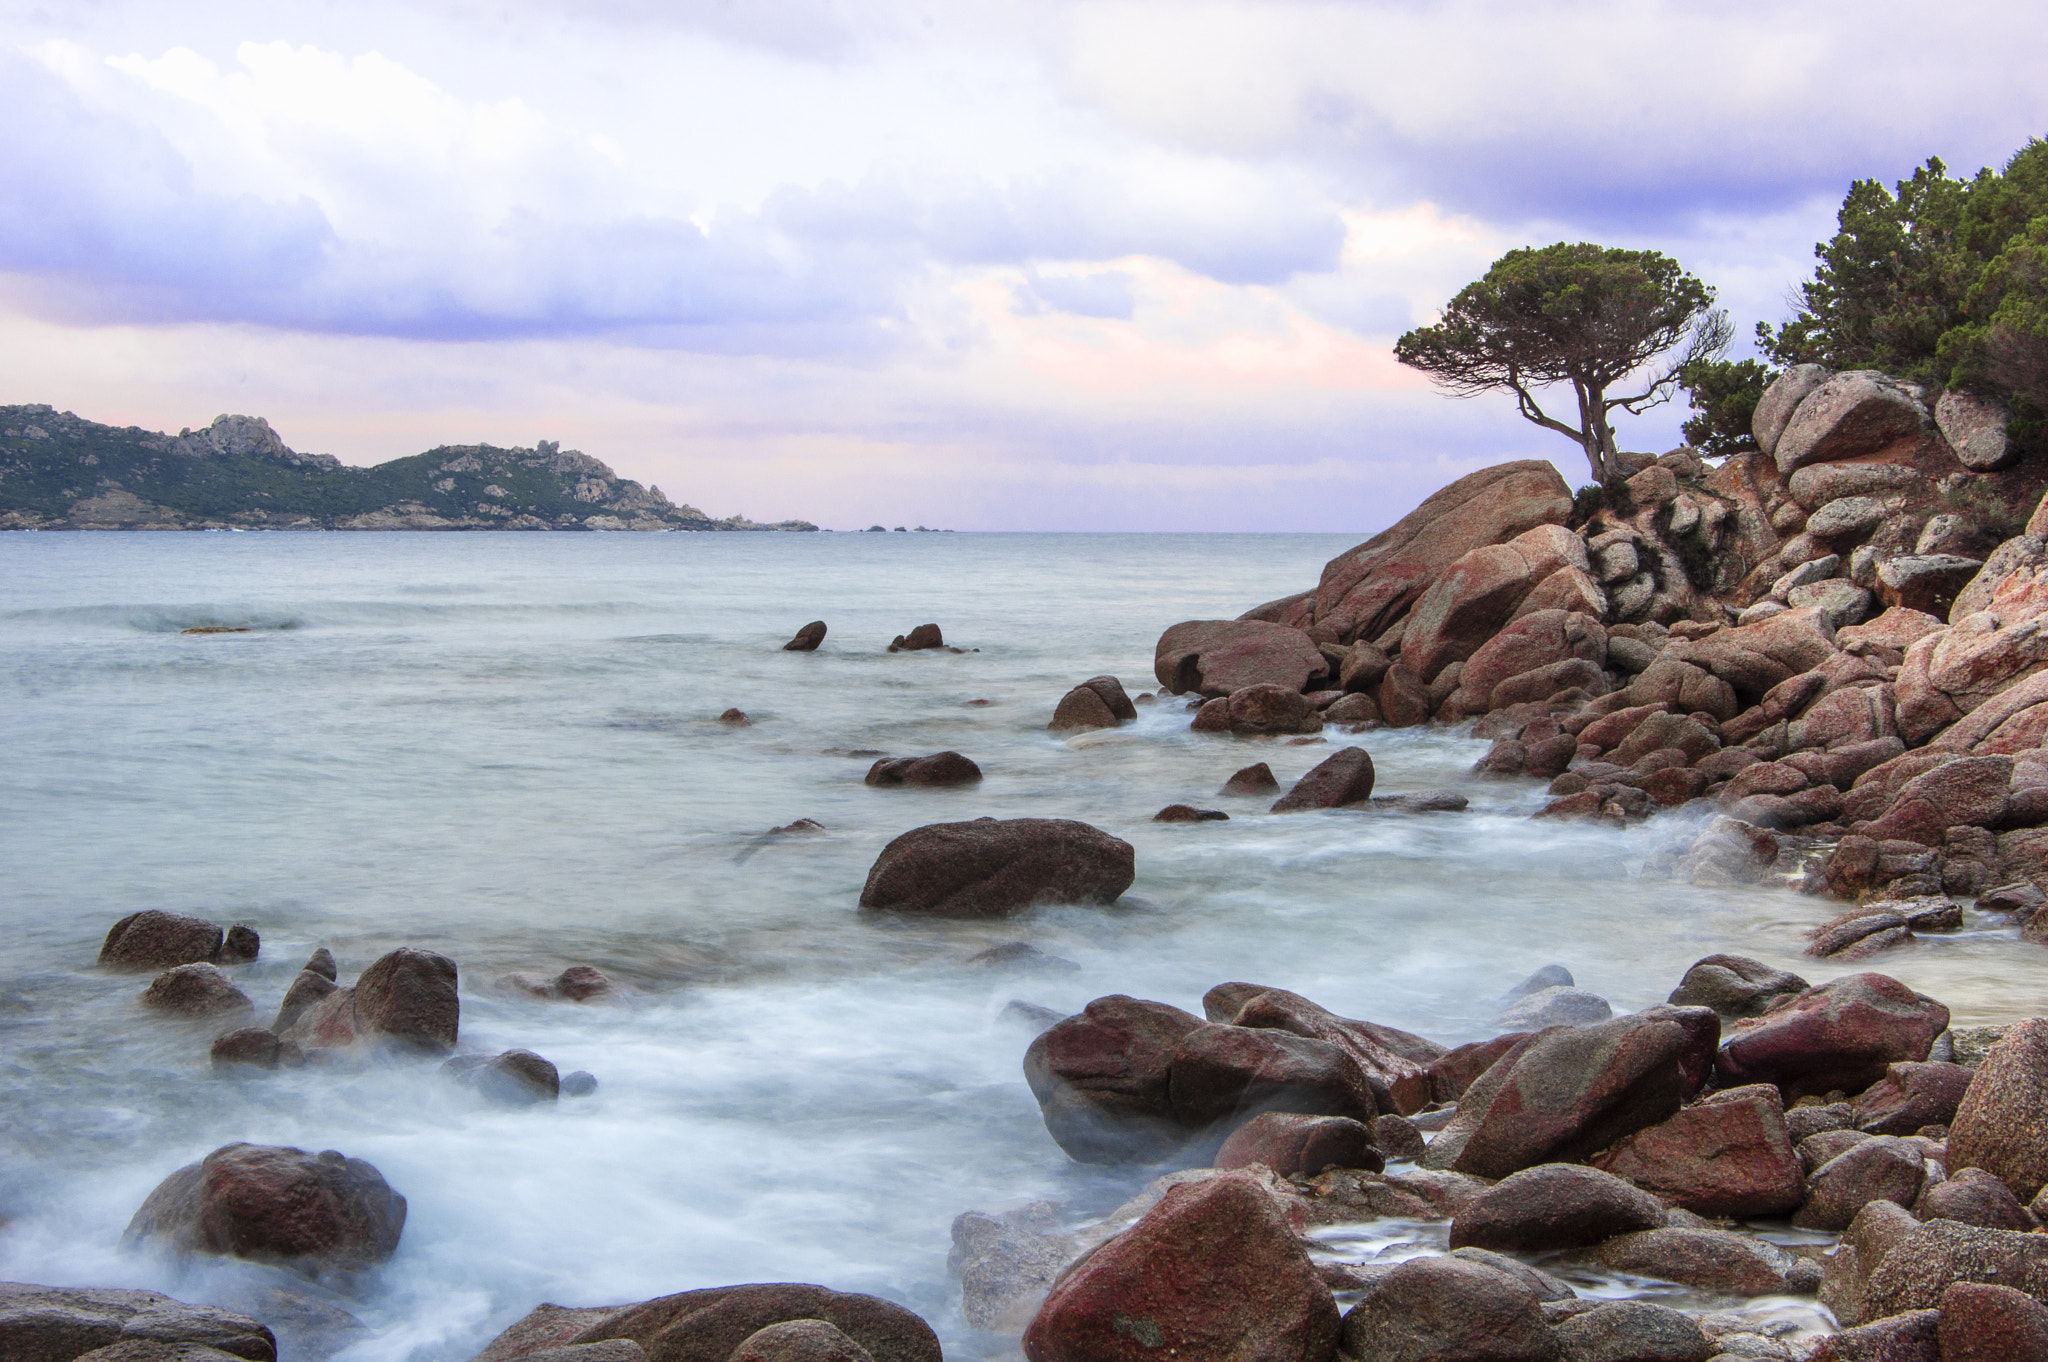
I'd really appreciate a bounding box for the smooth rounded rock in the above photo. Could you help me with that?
[860,818,1134,917]
[1949,1018,2048,1202]
[99,911,224,971]
[124,1143,407,1272]
[1449,1163,1667,1252]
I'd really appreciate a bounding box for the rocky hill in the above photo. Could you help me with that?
[0,406,816,532]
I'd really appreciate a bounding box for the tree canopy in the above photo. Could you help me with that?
[1395,243,1729,483]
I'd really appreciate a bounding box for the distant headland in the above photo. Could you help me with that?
[0,406,816,532]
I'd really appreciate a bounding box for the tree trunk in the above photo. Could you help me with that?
[1574,380,1614,482]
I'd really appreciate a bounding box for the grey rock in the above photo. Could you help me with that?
[1775,369,1929,476]
[1753,364,1831,458]
[1786,579,1873,628]
[1769,555,1841,602]
[0,1282,277,1362]
[1937,390,2016,471]
[1805,496,1891,541]
[1496,987,1613,1030]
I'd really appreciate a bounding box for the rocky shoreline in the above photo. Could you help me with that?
[20,373,2048,1362]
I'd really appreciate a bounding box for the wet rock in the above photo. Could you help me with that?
[353,948,460,1053]
[1774,370,1929,476]
[1153,805,1228,823]
[1667,956,1808,1018]
[1206,984,1439,1116]
[1795,1136,1928,1231]
[552,966,611,1001]
[1714,973,1949,1101]
[218,925,260,965]
[889,624,945,652]
[1809,1310,1940,1361]
[141,964,253,1021]
[1337,1254,1557,1362]
[1422,1010,1710,1178]
[1155,620,1330,697]
[1219,762,1280,795]
[1947,1018,2048,1201]
[561,1071,598,1097]
[1807,911,1911,960]
[1370,790,1468,813]
[950,1208,1071,1333]
[1863,1218,2048,1319]
[1853,1062,1975,1137]
[1936,390,2017,472]
[1023,1173,1339,1362]
[0,1283,277,1362]
[1215,683,1322,735]
[1168,1024,1378,1129]
[860,818,1134,917]
[271,969,337,1034]
[719,709,752,726]
[211,1028,296,1071]
[1214,1112,1384,1176]
[1425,1035,1528,1105]
[782,621,827,652]
[1862,755,2013,846]
[1503,964,1573,999]
[769,821,826,838]
[1588,1227,1801,1297]
[1556,1300,1711,1361]
[1592,1083,1803,1217]
[864,753,983,787]
[1322,692,1381,725]
[125,1143,406,1273]
[1938,1281,2048,1361]
[474,1285,942,1362]
[300,948,337,982]
[450,1050,561,1105]
[1918,1167,2039,1231]
[99,911,225,971]
[965,943,1079,973]
[1050,677,1137,732]
[727,1320,872,1362]
[1494,987,1611,1030]
[1025,996,1205,1163]
[1448,1163,1665,1252]
[1269,748,1375,812]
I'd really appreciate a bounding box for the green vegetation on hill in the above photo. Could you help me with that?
[0,407,815,532]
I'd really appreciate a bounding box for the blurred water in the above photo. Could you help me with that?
[0,530,2040,1360]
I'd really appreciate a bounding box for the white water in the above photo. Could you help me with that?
[0,531,2040,1360]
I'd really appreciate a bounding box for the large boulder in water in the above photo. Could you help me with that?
[124,1143,407,1273]
[353,948,460,1052]
[1421,1010,1714,1179]
[140,964,254,1023]
[1311,461,1574,645]
[1713,973,1949,1101]
[1023,1173,1339,1362]
[1154,621,1329,696]
[99,911,225,971]
[0,1283,278,1362]
[1049,677,1137,732]
[859,818,1134,917]
[471,1284,942,1362]
[1024,995,1205,1163]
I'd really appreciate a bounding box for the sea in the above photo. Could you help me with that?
[0,530,2038,1359]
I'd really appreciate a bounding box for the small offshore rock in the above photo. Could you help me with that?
[1154,805,1228,823]
[302,948,338,981]
[1495,986,1612,1030]
[865,752,983,787]
[719,708,752,726]
[99,910,225,971]
[1218,763,1280,795]
[141,964,254,1021]
[783,621,828,652]
[211,1028,297,1071]
[1050,676,1138,732]
[889,624,945,651]
[768,818,826,835]
[1667,955,1808,1017]
[964,942,1080,972]
[1270,747,1375,813]
[352,948,461,1052]
[218,925,260,964]
[561,1070,599,1097]
[451,1049,561,1105]
[860,818,1134,917]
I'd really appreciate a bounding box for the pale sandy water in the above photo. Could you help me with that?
[1,530,2042,1359]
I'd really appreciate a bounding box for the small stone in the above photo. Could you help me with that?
[719,708,751,725]
[1153,805,1229,823]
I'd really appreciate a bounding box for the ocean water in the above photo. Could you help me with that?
[0,530,2039,1359]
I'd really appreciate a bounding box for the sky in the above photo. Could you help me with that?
[2,1,2044,530]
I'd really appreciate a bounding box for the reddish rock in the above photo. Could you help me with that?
[719,708,752,726]
[1154,805,1228,823]
[140,964,253,1021]
[1218,763,1279,795]
[1215,1113,1384,1176]
[864,752,984,787]
[1948,1018,2048,1201]
[1448,1162,1665,1251]
[1938,1282,2048,1361]
[891,624,945,651]
[1155,621,1330,697]
[728,1320,873,1362]
[1862,756,2013,846]
[210,1028,292,1071]
[454,1049,561,1105]
[1371,1115,1427,1161]
[1214,985,1437,1116]
[1023,1174,1339,1362]
[352,948,460,1053]
[99,911,224,971]
[1403,534,1575,683]
[1421,1011,1707,1179]
[1808,1310,1941,1362]
[1426,1034,1528,1104]
[1864,1219,2048,1319]
[1376,665,1431,728]
[476,1285,942,1362]
[1796,1136,1929,1231]
[1025,996,1205,1163]
[1774,370,1929,476]
[1592,1083,1803,1216]
[1918,1168,2039,1232]
[1589,1226,1800,1297]
[271,969,337,1033]
[1050,677,1137,732]
[1714,973,1950,1101]
[1454,610,1606,712]
[859,818,1135,918]
[1270,748,1375,813]
[1168,1024,1377,1128]
[1335,1255,1558,1362]
[218,924,260,964]
[124,1143,406,1271]
[1854,1062,1976,1136]
[782,621,827,652]
[1311,460,1572,645]
[1222,684,1323,735]
[1666,955,1808,1018]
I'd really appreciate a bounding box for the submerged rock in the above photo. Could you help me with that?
[99,910,225,971]
[1025,996,1204,1164]
[1218,763,1280,795]
[864,752,983,787]
[140,964,253,1022]
[782,621,827,652]
[1214,1112,1383,1176]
